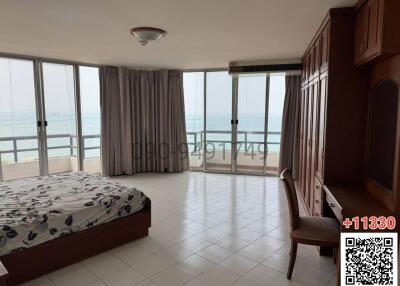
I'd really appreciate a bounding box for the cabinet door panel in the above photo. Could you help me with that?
[320,23,330,71]
[354,5,366,64]
[306,53,312,80]
[305,85,314,209]
[309,80,319,209]
[313,39,321,75]
[302,61,307,83]
[316,75,327,181]
[299,88,306,194]
[301,88,310,196]
[365,0,382,57]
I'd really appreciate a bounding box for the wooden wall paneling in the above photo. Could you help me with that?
[367,55,400,214]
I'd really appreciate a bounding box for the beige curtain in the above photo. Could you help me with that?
[100,67,122,176]
[100,67,189,176]
[279,75,301,178]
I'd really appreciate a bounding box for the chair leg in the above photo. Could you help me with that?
[287,240,298,279]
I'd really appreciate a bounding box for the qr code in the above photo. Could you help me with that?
[341,233,398,286]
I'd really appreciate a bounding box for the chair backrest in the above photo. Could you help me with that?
[280,169,300,231]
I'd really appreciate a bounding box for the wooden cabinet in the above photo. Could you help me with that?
[354,0,400,66]
[298,8,368,216]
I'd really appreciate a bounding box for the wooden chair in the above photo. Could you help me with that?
[280,169,340,279]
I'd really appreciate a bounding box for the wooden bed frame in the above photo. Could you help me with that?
[0,197,151,286]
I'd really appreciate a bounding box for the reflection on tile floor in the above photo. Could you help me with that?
[22,172,337,286]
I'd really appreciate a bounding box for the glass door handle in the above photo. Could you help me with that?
[37,121,48,127]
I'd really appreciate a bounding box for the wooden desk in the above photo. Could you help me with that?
[323,185,398,286]
[323,185,396,230]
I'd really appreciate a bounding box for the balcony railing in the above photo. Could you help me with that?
[186,130,281,153]
[0,134,100,163]
[0,131,280,164]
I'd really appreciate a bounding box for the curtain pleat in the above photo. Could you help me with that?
[100,67,189,176]
[279,75,301,178]
[100,67,122,176]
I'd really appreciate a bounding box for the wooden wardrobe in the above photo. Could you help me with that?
[297,8,368,216]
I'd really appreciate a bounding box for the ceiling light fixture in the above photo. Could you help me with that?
[130,27,167,46]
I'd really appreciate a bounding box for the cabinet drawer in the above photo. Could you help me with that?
[325,189,342,221]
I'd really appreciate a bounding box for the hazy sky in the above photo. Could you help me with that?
[0,58,100,115]
[0,58,100,138]
[183,71,285,121]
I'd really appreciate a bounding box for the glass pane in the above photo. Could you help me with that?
[79,66,101,173]
[237,74,266,173]
[0,58,40,180]
[183,72,204,170]
[266,74,285,174]
[206,71,232,171]
[42,63,77,174]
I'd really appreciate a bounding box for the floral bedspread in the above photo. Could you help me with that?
[0,172,146,255]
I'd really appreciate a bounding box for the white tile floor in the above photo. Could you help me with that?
[21,172,337,286]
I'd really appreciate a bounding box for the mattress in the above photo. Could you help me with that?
[0,172,146,256]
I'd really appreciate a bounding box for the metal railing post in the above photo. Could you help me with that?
[244,132,248,153]
[193,132,197,153]
[70,136,73,156]
[13,138,17,163]
[81,136,85,160]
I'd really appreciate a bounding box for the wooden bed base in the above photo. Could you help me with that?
[0,197,151,286]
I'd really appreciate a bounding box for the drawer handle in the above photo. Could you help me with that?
[315,185,321,189]
[315,200,320,204]
[329,203,335,208]
[314,213,319,216]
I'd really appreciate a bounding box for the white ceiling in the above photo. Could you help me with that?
[0,0,357,69]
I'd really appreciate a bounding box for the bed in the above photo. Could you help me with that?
[0,172,151,285]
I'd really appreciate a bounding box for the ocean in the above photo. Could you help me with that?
[0,112,282,163]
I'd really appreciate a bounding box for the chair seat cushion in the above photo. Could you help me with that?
[293,217,340,246]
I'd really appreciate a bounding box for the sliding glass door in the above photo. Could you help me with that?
[0,56,101,181]
[79,66,101,173]
[183,70,286,175]
[183,72,204,170]
[42,63,78,174]
[0,58,41,180]
[266,74,285,173]
[205,71,233,171]
[236,74,267,174]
